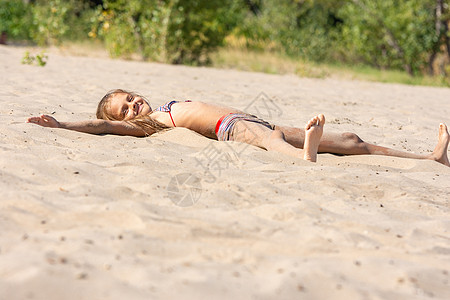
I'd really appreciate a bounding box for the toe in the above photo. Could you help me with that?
[318,114,325,126]
[305,119,314,130]
[305,122,311,130]
[305,115,325,130]
[439,123,449,136]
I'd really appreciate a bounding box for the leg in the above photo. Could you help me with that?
[276,123,449,166]
[231,115,325,162]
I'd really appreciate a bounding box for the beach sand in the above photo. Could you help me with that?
[0,45,449,299]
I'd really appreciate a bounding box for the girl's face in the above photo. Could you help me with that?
[108,92,152,121]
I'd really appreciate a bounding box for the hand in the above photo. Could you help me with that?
[27,114,61,128]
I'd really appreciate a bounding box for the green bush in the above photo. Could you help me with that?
[338,0,438,75]
[0,0,32,40]
[30,0,72,45]
[278,0,343,62]
[235,0,448,76]
[30,0,98,45]
[22,50,48,66]
[165,0,241,64]
[1,0,448,78]
[234,0,343,61]
[92,0,241,64]
[234,0,285,51]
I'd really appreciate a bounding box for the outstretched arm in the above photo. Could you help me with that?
[27,115,147,137]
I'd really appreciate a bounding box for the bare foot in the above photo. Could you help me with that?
[429,123,449,166]
[303,114,325,162]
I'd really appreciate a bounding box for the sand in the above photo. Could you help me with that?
[0,45,449,300]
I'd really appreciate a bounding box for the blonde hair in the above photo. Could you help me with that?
[97,89,170,136]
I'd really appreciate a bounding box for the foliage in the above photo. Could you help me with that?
[91,0,241,64]
[22,51,48,66]
[165,0,242,64]
[2,0,449,78]
[0,0,99,44]
[338,0,440,75]
[30,0,98,45]
[235,0,449,76]
[0,0,32,39]
[235,0,345,59]
[21,51,34,65]
[279,0,344,61]
[30,0,73,45]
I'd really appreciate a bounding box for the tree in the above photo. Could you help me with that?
[95,0,241,64]
[338,0,440,75]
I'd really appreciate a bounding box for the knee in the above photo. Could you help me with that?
[342,132,364,145]
[270,129,285,140]
[262,129,285,150]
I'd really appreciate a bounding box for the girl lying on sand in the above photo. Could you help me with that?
[27,89,449,166]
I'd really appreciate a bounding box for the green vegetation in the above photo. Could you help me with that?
[22,50,48,66]
[211,47,449,87]
[89,0,240,64]
[1,0,449,85]
[0,0,31,40]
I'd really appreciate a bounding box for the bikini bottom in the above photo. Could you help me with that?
[215,113,275,141]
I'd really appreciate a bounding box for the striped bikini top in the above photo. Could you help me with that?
[154,100,191,127]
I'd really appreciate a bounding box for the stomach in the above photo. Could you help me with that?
[174,101,243,139]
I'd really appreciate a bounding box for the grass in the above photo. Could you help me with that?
[325,63,450,87]
[19,38,449,88]
[47,40,110,58]
[211,47,450,87]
